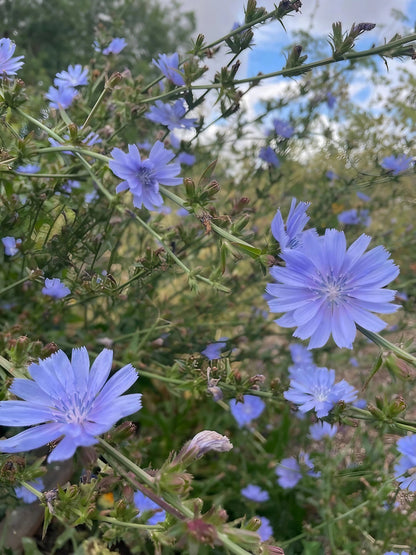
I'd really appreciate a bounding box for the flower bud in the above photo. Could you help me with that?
[179,430,233,464]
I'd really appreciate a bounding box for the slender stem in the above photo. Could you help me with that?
[21,480,43,501]
[99,516,161,531]
[0,273,38,296]
[357,325,416,366]
[81,86,110,130]
[98,438,155,488]
[160,186,259,251]
[137,33,416,104]
[36,146,111,163]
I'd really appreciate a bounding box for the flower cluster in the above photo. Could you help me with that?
[46,63,88,110]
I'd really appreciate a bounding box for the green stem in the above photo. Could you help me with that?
[36,146,111,163]
[357,325,416,366]
[160,186,258,251]
[98,438,155,488]
[0,273,38,296]
[137,33,416,104]
[81,85,110,130]
[21,480,43,501]
[99,516,161,531]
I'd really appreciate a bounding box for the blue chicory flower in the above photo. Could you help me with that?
[259,146,280,167]
[276,452,317,488]
[103,37,127,55]
[176,207,190,217]
[0,38,24,76]
[272,118,294,139]
[356,191,371,202]
[271,198,316,252]
[45,85,78,109]
[2,236,22,256]
[109,141,182,211]
[289,343,314,368]
[241,484,269,502]
[41,278,71,299]
[338,208,371,227]
[284,366,357,418]
[381,155,413,175]
[394,435,416,491]
[146,99,197,131]
[61,180,81,194]
[201,337,228,359]
[309,421,338,440]
[54,64,88,87]
[383,551,409,555]
[152,52,185,86]
[326,170,338,180]
[255,516,273,542]
[134,490,166,525]
[16,164,41,174]
[229,395,265,428]
[266,228,400,349]
[178,152,196,166]
[15,478,44,503]
[85,190,99,204]
[326,92,336,109]
[0,347,141,462]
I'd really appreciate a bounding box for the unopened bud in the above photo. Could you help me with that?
[180,430,233,462]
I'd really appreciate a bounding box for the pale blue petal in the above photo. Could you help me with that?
[0,401,53,426]
[88,349,113,395]
[0,423,63,453]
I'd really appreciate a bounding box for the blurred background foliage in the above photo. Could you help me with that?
[0,0,416,553]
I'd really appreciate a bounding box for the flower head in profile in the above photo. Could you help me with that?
[134,490,166,525]
[272,118,294,139]
[259,146,280,167]
[0,38,24,77]
[45,85,78,109]
[267,228,400,349]
[42,278,71,299]
[54,64,88,88]
[271,198,315,252]
[2,236,22,256]
[152,52,185,86]
[284,366,357,418]
[326,170,338,180]
[383,551,409,555]
[381,154,413,175]
[338,208,371,227]
[309,421,338,440]
[15,478,44,503]
[201,337,228,360]
[182,430,233,460]
[229,395,265,428]
[146,99,197,131]
[103,37,127,55]
[0,347,141,462]
[109,141,182,210]
[241,484,269,502]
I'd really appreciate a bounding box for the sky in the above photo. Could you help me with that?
[159,0,416,156]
